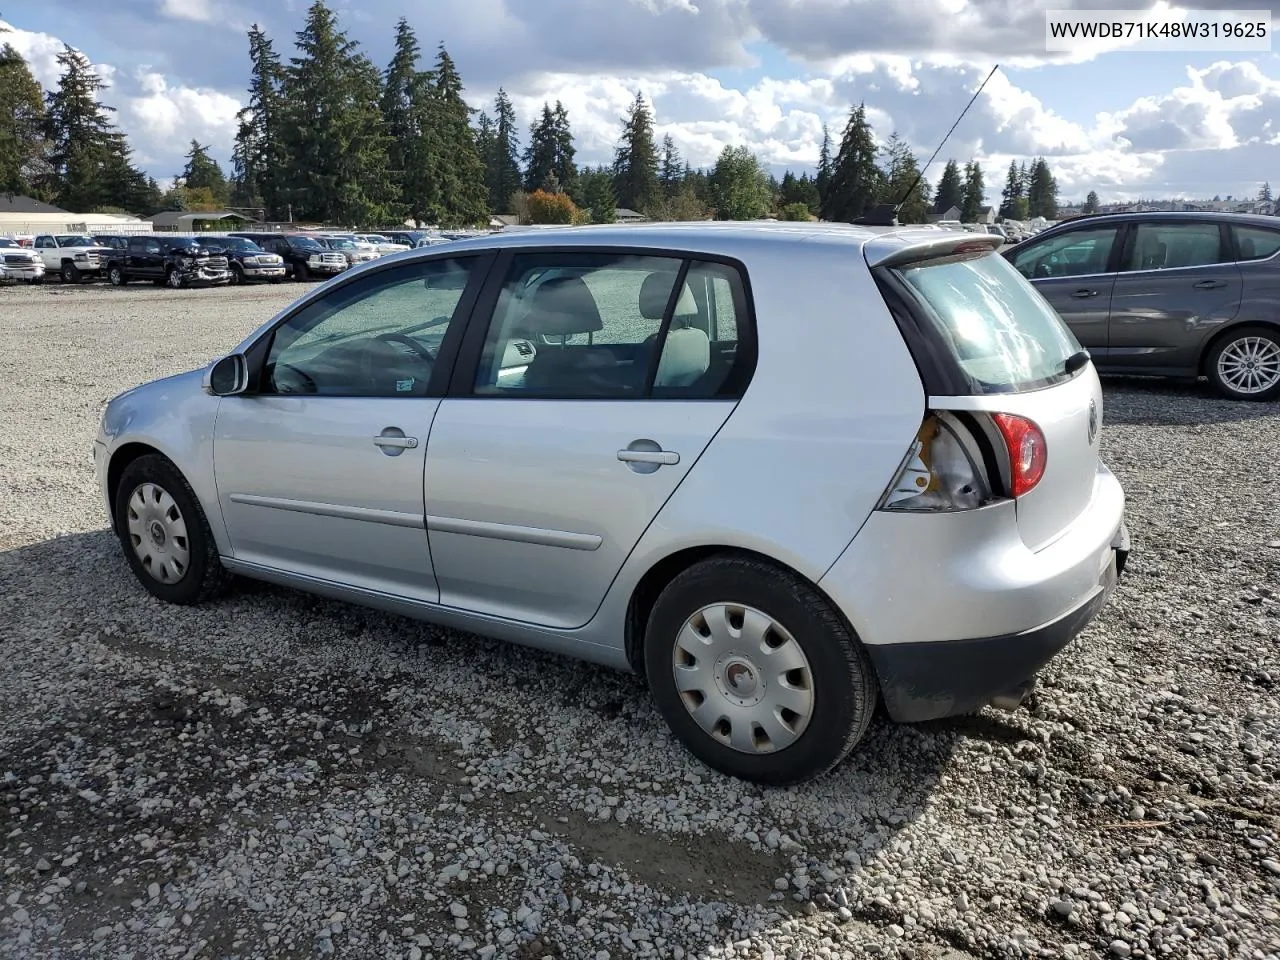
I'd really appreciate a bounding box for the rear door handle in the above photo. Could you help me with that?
[1193,279,1227,289]
[373,435,417,449]
[1070,289,1098,299]
[618,449,679,465]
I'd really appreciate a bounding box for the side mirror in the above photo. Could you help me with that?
[203,354,249,396]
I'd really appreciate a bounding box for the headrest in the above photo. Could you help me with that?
[654,327,711,387]
[525,275,602,336]
[639,271,698,320]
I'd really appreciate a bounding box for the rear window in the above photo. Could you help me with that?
[892,251,1082,395]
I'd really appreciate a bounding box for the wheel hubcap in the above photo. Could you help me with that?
[1218,336,1280,394]
[672,603,815,754]
[125,482,190,584]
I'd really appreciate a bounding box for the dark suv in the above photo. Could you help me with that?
[229,232,348,281]
[106,236,231,289]
[201,235,287,284]
[1003,211,1280,400]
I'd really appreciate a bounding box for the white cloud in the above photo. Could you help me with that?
[121,71,242,173]
[158,0,216,23]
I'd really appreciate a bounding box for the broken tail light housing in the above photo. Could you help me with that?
[879,414,991,512]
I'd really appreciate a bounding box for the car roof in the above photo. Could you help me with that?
[428,221,993,266]
[1042,211,1280,231]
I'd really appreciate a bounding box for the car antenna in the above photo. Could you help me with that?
[853,63,1001,227]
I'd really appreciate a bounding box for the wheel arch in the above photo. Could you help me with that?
[623,544,859,679]
[1199,317,1280,375]
[106,442,167,531]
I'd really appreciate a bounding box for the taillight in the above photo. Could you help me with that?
[991,413,1047,497]
[879,414,991,512]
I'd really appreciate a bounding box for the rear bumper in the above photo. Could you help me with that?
[866,525,1127,722]
[818,463,1128,722]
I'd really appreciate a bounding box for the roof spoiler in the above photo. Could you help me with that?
[863,232,1003,269]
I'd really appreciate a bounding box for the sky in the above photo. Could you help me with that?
[2,0,1278,205]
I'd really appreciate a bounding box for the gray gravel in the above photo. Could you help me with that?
[2,281,1279,960]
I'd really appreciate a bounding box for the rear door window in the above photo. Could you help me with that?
[1124,222,1228,271]
[1232,225,1280,261]
[891,250,1082,395]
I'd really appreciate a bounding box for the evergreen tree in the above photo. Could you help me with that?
[474,111,497,210]
[779,170,821,216]
[550,100,576,192]
[280,2,397,224]
[960,160,986,222]
[659,134,683,197]
[998,159,1027,220]
[612,92,659,213]
[1257,181,1271,203]
[579,168,617,223]
[489,89,522,211]
[426,44,488,226]
[40,45,146,212]
[181,140,229,204]
[381,17,437,225]
[0,43,46,196]
[231,25,285,216]
[710,145,771,220]
[816,123,833,217]
[877,131,930,224]
[932,159,963,215]
[825,103,881,222]
[1026,157,1058,219]
[523,103,558,191]
[1082,190,1100,214]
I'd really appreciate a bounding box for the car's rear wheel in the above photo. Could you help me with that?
[108,265,127,286]
[643,554,877,785]
[1206,325,1280,401]
[113,454,229,605]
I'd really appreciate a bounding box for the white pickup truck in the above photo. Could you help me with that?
[33,233,113,282]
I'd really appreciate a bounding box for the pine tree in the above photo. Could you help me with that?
[0,43,46,196]
[40,45,145,212]
[523,103,558,191]
[488,89,522,211]
[659,134,683,198]
[877,132,930,224]
[960,161,986,222]
[825,103,881,222]
[426,44,488,226]
[382,18,437,225]
[550,101,576,193]
[1026,157,1058,219]
[611,92,659,213]
[779,170,821,216]
[281,1,396,225]
[579,168,617,223]
[1257,181,1272,203]
[181,141,229,204]
[932,159,963,215]
[1082,190,1100,214]
[998,160,1027,220]
[816,123,833,218]
[231,25,285,216]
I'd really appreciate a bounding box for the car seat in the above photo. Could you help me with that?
[638,271,710,388]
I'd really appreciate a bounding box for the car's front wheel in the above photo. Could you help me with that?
[228,263,244,285]
[643,554,877,785]
[113,454,230,605]
[1206,325,1280,401]
[61,262,79,283]
[165,267,185,289]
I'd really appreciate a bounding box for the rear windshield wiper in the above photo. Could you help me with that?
[1064,350,1091,375]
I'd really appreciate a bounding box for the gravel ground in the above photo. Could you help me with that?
[1,281,1278,960]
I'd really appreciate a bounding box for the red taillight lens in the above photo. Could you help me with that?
[991,413,1047,497]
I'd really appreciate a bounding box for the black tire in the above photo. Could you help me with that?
[113,454,230,605]
[643,554,878,785]
[228,263,244,285]
[61,262,79,283]
[108,265,127,286]
[294,262,310,282]
[1205,325,1280,401]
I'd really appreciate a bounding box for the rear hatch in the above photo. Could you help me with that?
[866,232,1101,551]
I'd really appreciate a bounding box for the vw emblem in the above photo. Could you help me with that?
[1087,399,1099,445]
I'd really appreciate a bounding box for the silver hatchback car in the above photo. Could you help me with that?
[95,224,1130,784]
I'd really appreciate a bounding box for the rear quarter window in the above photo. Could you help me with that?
[1233,225,1280,261]
[891,250,1083,395]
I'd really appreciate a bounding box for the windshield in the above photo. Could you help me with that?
[291,237,324,251]
[57,235,96,246]
[326,239,357,249]
[0,238,16,247]
[891,250,1082,395]
[214,237,262,253]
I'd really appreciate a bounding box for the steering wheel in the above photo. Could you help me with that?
[378,332,435,362]
[272,362,318,394]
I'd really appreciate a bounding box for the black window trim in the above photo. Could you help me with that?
[444,244,758,402]
[1228,222,1280,263]
[236,249,497,398]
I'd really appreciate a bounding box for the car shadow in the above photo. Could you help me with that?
[1100,375,1279,425]
[0,530,1019,957]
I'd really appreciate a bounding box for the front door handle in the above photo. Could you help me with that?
[373,436,417,449]
[618,449,679,465]
[1194,279,1227,289]
[1070,289,1098,299]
